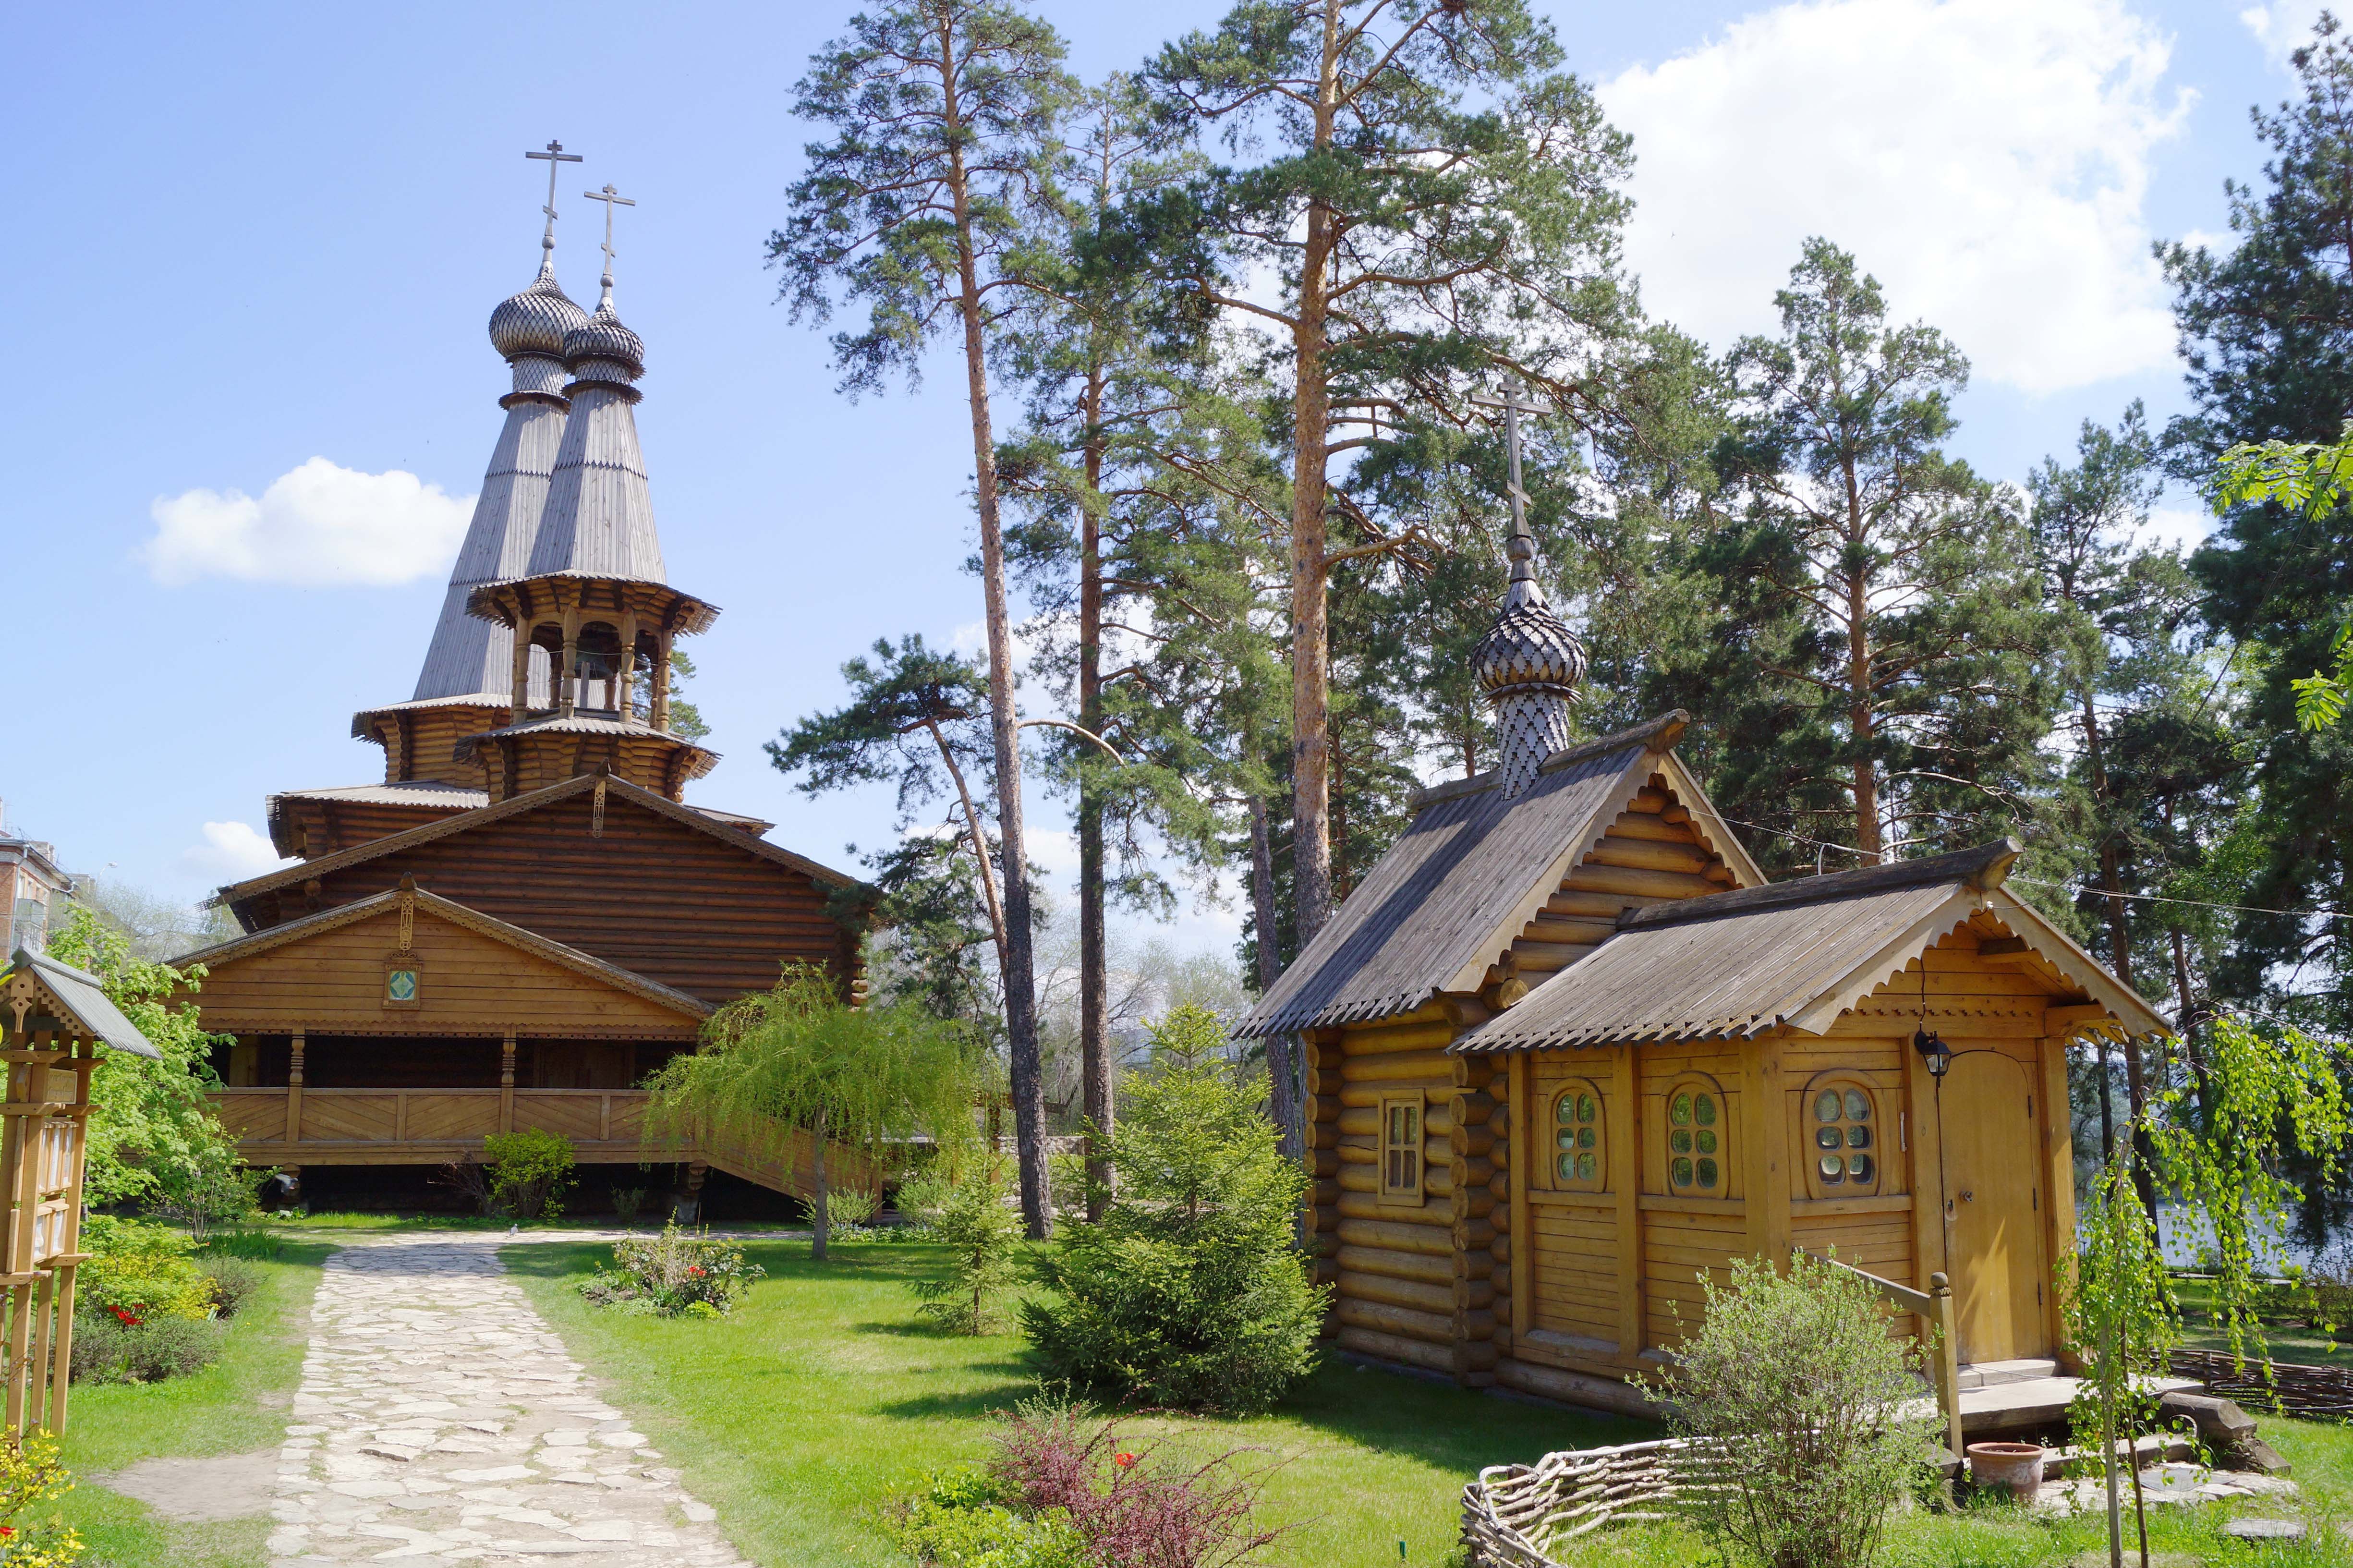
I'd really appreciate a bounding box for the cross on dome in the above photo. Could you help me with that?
[582,182,636,297]
[1467,381,1586,797]
[524,140,582,262]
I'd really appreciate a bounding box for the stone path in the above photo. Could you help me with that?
[268,1233,750,1566]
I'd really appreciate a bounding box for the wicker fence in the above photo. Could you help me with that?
[1460,1438,1728,1568]
[2169,1348,2353,1421]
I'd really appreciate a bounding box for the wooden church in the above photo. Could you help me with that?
[1236,415,2169,1422]
[174,167,864,1209]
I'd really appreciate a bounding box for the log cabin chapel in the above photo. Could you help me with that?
[1235,401,2170,1427]
[171,159,865,1214]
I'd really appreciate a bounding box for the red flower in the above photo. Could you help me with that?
[687,1266,704,1277]
[107,1304,143,1327]
[1114,1453,1136,1470]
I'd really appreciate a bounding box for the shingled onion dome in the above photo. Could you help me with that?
[1473,527,1586,798]
[564,291,645,382]
[489,260,592,363]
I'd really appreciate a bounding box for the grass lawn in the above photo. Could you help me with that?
[511,1234,2353,1568]
[56,1238,331,1568]
[505,1236,1650,1568]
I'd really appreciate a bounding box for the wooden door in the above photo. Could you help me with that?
[1940,1049,2048,1363]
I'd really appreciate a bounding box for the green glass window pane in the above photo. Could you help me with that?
[1577,1093,1596,1123]
[1556,1154,1574,1180]
[1815,1090,1841,1123]
[1558,1097,1576,1123]
[1696,1157,1719,1188]
[1671,1093,1692,1126]
[1671,1129,1692,1155]
[1575,1152,1597,1181]
[1557,1128,1575,1150]
[1696,1130,1717,1155]
[1845,1089,1870,1121]
[1816,1126,1842,1151]
[1849,1153,1874,1183]
[1577,1127,1596,1150]
[1671,1156,1694,1189]
[1695,1094,1717,1127]
[1848,1125,1871,1149]
[1819,1155,1843,1182]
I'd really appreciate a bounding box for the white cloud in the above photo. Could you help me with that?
[2141,505,2215,554]
[2243,1,2326,67]
[144,457,473,586]
[1601,0,2191,396]
[179,821,293,882]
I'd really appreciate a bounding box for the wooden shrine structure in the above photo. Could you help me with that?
[1238,390,2173,1434]
[0,947,160,1435]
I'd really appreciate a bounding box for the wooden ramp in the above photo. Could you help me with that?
[658,1115,885,1208]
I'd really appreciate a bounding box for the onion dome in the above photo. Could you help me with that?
[489,261,592,362]
[1474,528,1585,797]
[1473,536,1587,701]
[564,293,645,378]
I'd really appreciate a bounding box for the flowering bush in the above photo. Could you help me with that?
[577,1225,763,1317]
[0,1432,81,1566]
[899,1398,1281,1568]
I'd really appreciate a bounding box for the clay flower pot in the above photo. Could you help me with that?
[1965,1441,2046,1501]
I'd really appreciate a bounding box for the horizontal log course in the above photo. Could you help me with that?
[1311,1148,1339,1178]
[1338,1325,1453,1375]
[1586,838,1716,875]
[1314,1204,1340,1233]
[1513,942,1597,973]
[1491,1232,1511,1264]
[1564,863,1720,900]
[1340,1271,1456,1316]
[1455,1216,1497,1251]
[1337,1108,1377,1136]
[1339,1192,1454,1226]
[1336,1296,1453,1345]
[1451,1122,1497,1158]
[1522,916,1617,946]
[1494,1358,1661,1420]
[1628,788,1668,813]
[1456,1092,1496,1128]
[1345,1050,1458,1083]
[1334,1244,1454,1286]
[1455,1276,1497,1312]
[1546,889,1661,920]
[1312,1259,1338,1288]
[1489,1262,1511,1295]
[1337,1217,1455,1257]
[1309,1121,1342,1151]
[1337,1024,1457,1056]
[1606,812,1698,844]
[1314,1178,1342,1205]
[1336,1144,1375,1167]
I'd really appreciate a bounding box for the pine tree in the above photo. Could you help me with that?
[774,0,1079,1235]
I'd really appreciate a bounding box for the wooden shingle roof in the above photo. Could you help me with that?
[1235,714,1695,1038]
[1455,839,2171,1050]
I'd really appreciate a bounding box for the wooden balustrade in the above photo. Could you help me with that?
[210,1087,650,1164]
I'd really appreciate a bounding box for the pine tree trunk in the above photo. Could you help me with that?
[1288,0,1343,945]
[1079,366,1112,1223]
[1843,534,1882,862]
[940,24,1048,1239]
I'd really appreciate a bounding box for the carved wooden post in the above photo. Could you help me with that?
[287,1030,306,1145]
[509,623,534,721]
[499,1031,517,1133]
[1930,1271,1964,1459]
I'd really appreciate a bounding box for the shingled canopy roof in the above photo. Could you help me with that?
[1236,713,1732,1038]
[1455,838,2170,1052]
[3,948,160,1058]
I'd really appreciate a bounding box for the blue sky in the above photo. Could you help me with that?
[0,0,2321,958]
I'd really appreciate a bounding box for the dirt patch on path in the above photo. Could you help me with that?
[97,1446,279,1521]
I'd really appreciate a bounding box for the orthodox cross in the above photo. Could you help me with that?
[582,182,636,283]
[1469,383,1545,555]
[524,140,582,256]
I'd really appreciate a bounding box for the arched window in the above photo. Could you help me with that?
[1664,1078,1728,1197]
[1551,1080,1606,1192]
[1806,1078,1881,1196]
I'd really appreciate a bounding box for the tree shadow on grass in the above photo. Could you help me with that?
[873,1371,1041,1422]
[1271,1357,1657,1476]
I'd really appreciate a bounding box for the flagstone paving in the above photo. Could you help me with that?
[268,1232,749,1567]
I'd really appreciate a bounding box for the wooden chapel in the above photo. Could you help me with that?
[1236,400,2171,1427]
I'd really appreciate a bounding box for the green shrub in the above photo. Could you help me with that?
[484,1129,575,1219]
[829,1184,882,1229]
[1020,1033,1326,1414]
[70,1310,222,1384]
[1641,1252,1933,1568]
[578,1224,764,1316]
[898,1477,1087,1568]
[0,1430,84,1565]
[610,1186,647,1223]
[198,1228,284,1261]
[201,1256,263,1319]
[80,1216,216,1322]
[912,1158,1021,1333]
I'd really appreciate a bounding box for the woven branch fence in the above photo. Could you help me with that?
[1460,1438,1730,1568]
[2169,1349,2353,1421]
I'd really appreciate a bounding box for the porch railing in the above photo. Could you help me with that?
[1795,1245,1964,1458]
[210,1086,646,1152]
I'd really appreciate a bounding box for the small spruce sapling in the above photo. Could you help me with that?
[914,1157,1023,1334]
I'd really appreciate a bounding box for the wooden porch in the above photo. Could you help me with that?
[212,1086,654,1166]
